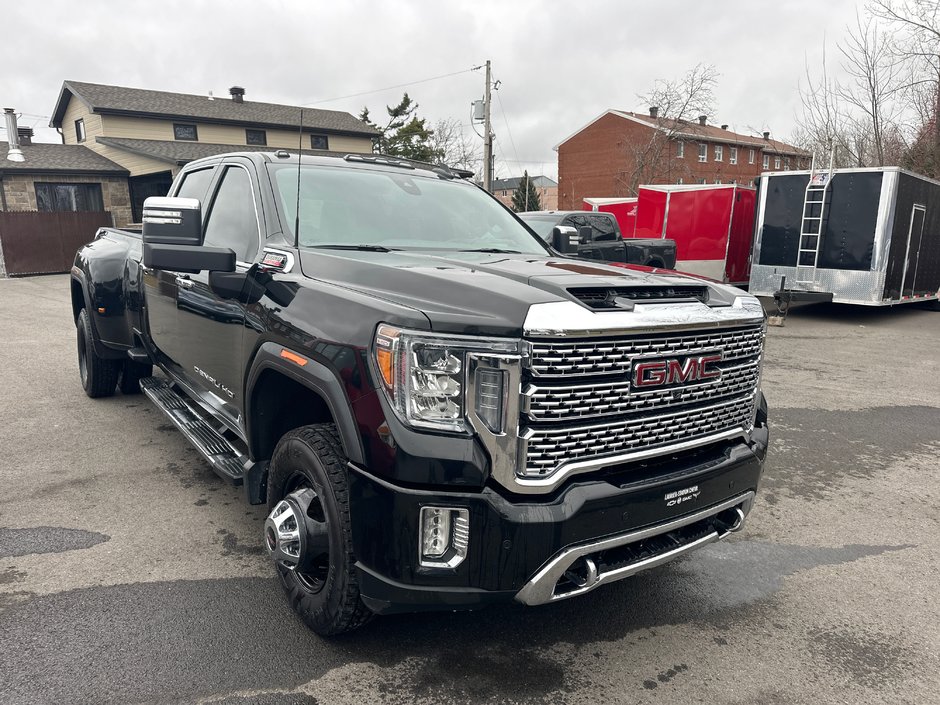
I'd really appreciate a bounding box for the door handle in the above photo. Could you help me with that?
[175,275,194,290]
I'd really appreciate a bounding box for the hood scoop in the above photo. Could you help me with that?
[569,285,709,310]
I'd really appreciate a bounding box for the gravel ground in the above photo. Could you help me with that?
[1,274,938,705]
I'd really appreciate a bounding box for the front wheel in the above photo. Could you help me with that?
[76,308,120,398]
[265,424,372,636]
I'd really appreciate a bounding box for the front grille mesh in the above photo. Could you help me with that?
[523,396,755,477]
[529,326,763,377]
[520,323,763,478]
[525,363,759,421]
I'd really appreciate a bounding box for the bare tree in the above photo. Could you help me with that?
[795,44,858,167]
[796,11,909,169]
[871,0,940,175]
[619,64,718,194]
[837,11,905,165]
[428,118,481,175]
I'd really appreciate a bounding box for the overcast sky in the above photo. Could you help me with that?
[2,0,865,179]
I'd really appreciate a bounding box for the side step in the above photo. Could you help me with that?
[140,377,247,485]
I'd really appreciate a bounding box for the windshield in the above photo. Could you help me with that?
[269,164,550,254]
[517,215,559,241]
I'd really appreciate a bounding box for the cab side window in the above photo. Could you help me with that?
[202,167,259,262]
[174,167,215,203]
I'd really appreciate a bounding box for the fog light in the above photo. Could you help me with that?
[419,506,470,568]
[474,368,506,433]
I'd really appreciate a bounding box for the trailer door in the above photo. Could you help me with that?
[902,204,926,298]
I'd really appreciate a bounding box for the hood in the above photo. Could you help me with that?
[298,249,747,336]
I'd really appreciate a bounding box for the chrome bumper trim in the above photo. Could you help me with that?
[514,491,755,606]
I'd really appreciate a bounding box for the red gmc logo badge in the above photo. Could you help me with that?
[633,354,723,388]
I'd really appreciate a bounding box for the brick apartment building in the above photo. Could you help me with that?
[555,109,809,209]
[492,175,558,210]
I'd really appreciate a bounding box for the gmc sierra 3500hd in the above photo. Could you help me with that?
[71,150,769,635]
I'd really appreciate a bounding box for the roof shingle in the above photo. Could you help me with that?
[614,111,808,156]
[94,136,370,164]
[0,142,128,174]
[53,81,381,137]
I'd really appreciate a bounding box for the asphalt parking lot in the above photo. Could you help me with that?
[1,274,939,705]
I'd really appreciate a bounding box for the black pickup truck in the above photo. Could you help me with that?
[71,151,768,635]
[518,210,677,269]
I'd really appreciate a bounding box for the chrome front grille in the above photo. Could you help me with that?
[525,362,759,421]
[528,326,763,377]
[523,396,756,477]
[520,323,763,478]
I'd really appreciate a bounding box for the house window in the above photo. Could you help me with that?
[698,143,707,162]
[246,129,267,146]
[763,154,770,169]
[748,148,755,164]
[699,177,707,184]
[677,177,683,184]
[730,147,737,165]
[310,134,329,150]
[715,178,721,184]
[35,183,103,212]
[784,158,791,170]
[714,145,723,162]
[774,156,781,170]
[74,119,85,143]
[676,141,684,158]
[174,123,198,141]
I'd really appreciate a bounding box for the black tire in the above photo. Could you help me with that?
[266,424,372,636]
[119,360,152,395]
[76,308,120,398]
[646,258,665,269]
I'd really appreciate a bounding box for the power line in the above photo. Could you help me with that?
[303,66,481,106]
[495,90,523,173]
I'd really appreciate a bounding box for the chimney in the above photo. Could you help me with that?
[763,131,770,140]
[3,108,24,162]
[698,115,707,126]
[17,127,33,146]
[720,124,728,130]
[229,86,245,103]
[649,106,659,118]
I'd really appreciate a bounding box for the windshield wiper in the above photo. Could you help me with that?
[312,244,399,252]
[459,247,522,254]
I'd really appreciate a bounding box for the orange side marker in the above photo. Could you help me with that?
[280,349,308,367]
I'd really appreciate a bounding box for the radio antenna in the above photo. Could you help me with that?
[294,107,303,247]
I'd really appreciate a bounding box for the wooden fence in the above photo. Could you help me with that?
[0,211,113,276]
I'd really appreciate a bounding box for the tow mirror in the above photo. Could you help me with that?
[141,196,235,274]
[551,225,580,254]
[142,196,203,246]
[578,225,594,243]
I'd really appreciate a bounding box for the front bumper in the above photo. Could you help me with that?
[348,422,768,615]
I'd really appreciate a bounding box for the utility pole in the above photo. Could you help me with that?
[483,60,493,193]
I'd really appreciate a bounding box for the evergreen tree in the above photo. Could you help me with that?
[511,171,542,212]
[359,93,442,163]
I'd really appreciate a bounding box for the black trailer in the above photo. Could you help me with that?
[750,167,940,306]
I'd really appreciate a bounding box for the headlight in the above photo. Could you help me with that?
[373,324,519,433]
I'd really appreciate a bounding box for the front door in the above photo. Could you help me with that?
[170,162,263,422]
[902,205,926,298]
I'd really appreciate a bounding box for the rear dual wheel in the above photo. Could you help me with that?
[76,308,152,397]
[76,309,121,398]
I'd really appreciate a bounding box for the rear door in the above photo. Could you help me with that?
[902,204,926,298]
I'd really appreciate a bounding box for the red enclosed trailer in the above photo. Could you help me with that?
[583,197,638,237]
[632,184,756,285]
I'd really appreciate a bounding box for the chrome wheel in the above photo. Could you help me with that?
[264,486,330,593]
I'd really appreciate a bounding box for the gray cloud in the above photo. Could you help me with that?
[1,0,863,180]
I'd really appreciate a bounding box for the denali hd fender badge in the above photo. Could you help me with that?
[665,485,700,507]
[633,353,722,388]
